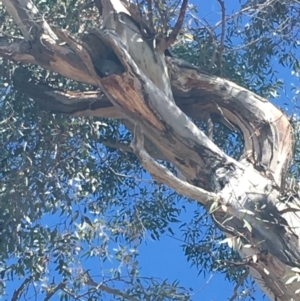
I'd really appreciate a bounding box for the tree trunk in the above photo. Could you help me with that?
[1,0,300,299]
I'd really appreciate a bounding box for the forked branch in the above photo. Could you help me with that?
[158,0,189,52]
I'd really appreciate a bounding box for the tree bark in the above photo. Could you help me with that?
[1,0,300,300]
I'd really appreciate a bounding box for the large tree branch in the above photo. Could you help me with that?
[7,39,292,187]
[0,38,96,85]
[1,0,293,188]
[11,78,170,161]
[167,57,293,186]
[12,76,123,117]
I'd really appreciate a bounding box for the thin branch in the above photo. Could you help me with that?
[159,0,188,52]
[83,271,141,301]
[130,123,218,205]
[224,19,290,53]
[11,277,32,301]
[213,5,252,30]
[44,281,67,301]
[216,0,225,75]
[224,36,264,53]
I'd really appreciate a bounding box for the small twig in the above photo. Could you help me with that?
[11,276,32,301]
[159,0,188,52]
[216,0,225,75]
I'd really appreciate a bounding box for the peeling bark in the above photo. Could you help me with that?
[1,0,300,300]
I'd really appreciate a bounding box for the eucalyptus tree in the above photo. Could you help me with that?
[0,0,300,300]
